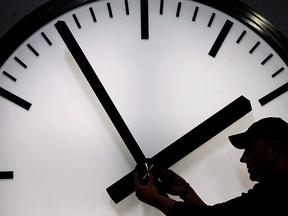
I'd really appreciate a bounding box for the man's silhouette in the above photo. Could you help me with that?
[135,117,288,215]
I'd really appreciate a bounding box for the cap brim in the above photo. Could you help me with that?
[228,133,246,149]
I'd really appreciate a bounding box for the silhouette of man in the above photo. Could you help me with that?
[135,117,288,215]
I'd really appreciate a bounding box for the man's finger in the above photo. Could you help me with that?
[134,171,140,187]
[147,173,155,185]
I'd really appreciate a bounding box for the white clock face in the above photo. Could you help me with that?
[0,0,287,215]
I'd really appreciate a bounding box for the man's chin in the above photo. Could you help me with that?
[249,173,260,182]
[248,171,255,181]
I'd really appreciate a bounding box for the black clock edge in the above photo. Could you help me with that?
[0,0,103,67]
[1,0,288,67]
[192,0,288,66]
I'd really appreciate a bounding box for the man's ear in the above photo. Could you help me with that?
[270,141,282,160]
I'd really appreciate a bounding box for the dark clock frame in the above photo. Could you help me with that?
[1,0,288,206]
[1,0,288,68]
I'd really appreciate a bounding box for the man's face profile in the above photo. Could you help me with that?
[240,139,273,182]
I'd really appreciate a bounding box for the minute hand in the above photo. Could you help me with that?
[55,20,146,163]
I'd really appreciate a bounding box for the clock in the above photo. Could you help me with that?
[0,0,287,215]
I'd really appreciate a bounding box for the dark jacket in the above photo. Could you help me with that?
[172,169,288,215]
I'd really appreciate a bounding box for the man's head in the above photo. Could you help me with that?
[229,117,288,182]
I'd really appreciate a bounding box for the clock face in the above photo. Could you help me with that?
[0,0,288,215]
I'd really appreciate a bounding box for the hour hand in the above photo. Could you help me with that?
[106,96,252,203]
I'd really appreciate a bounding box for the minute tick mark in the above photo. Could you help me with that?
[249,41,260,54]
[192,6,199,22]
[14,57,27,68]
[176,2,182,17]
[236,30,247,43]
[89,7,97,22]
[107,3,113,18]
[261,54,273,65]
[124,0,130,15]
[2,71,17,82]
[73,14,81,28]
[27,43,39,56]
[208,12,215,27]
[41,32,52,46]
[272,67,285,78]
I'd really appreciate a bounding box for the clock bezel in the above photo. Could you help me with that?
[1,0,288,68]
[0,0,288,213]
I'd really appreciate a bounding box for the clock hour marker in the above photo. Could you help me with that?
[140,0,149,39]
[2,71,17,82]
[72,14,81,29]
[272,67,285,78]
[192,6,199,22]
[107,3,113,18]
[259,82,288,106]
[209,19,233,58]
[27,43,39,56]
[107,96,252,203]
[261,53,273,65]
[0,87,32,110]
[41,32,52,46]
[0,171,13,179]
[236,30,247,43]
[14,57,27,68]
[124,0,130,15]
[249,41,260,54]
[89,7,97,22]
[160,0,164,15]
[176,2,182,17]
[208,12,215,27]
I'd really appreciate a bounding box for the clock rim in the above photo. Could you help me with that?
[0,0,288,68]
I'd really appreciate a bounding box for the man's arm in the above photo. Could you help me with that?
[134,169,207,216]
[160,168,206,205]
[181,185,207,205]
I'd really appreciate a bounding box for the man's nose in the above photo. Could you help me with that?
[240,152,248,163]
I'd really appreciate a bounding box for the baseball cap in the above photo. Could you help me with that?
[229,117,288,149]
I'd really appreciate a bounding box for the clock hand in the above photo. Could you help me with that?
[55,20,168,198]
[55,20,169,197]
[55,20,146,164]
[152,96,251,168]
[106,96,252,204]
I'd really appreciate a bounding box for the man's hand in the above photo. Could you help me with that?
[160,168,187,196]
[134,171,176,216]
[135,171,161,205]
[161,168,206,205]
